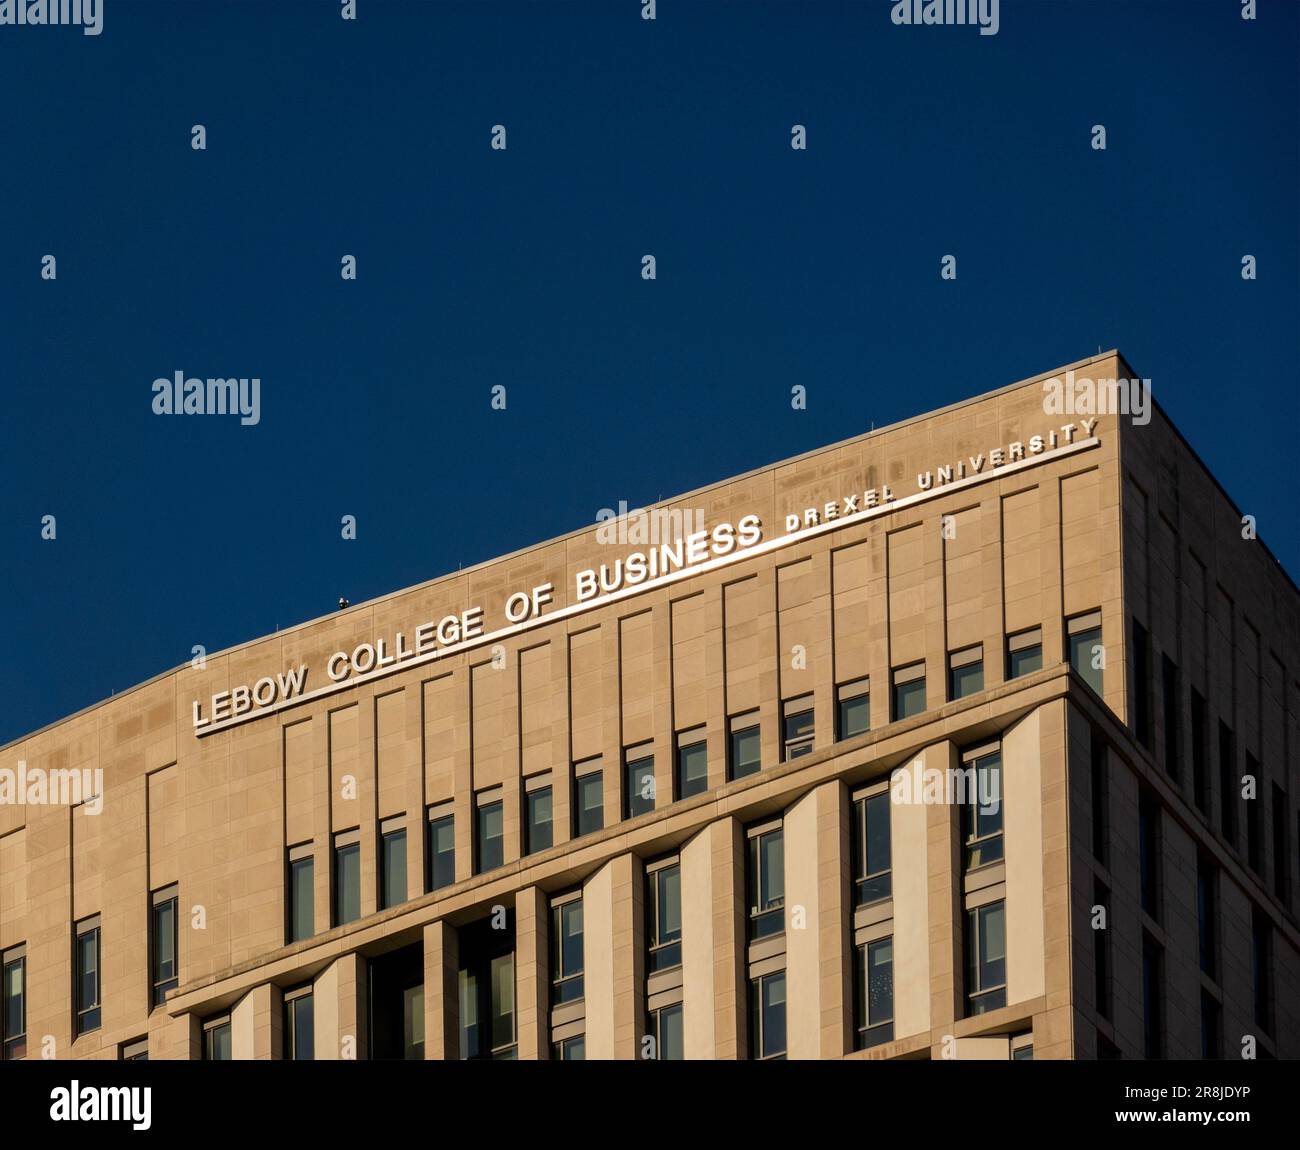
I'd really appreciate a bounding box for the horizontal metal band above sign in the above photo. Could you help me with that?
[195,435,1100,737]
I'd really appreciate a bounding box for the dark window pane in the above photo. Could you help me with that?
[625,756,656,818]
[206,1022,232,1061]
[291,856,315,939]
[677,741,708,799]
[490,953,514,1053]
[559,1035,585,1060]
[838,693,870,739]
[3,959,24,1048]
[576,773,603,837]
[761,973,786,1058]
[892,676,926,721]
[381,830,407,909]
[476,802,504,873]
[553,900,584,1004]
[656,1003,684,1060]
[1069,626,1104,695]
[1008,644,1042,679]
[286,994,315,1061]
[334,843,361,925]
[783,710,814,758]
[950,660,984,700]
[867,938,894,1027]
[854,793,892,905]
[730,726,761,780]
[525,787,553,854]
[429,816,455,891]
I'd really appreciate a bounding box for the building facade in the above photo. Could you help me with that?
[1,351,1297,1061]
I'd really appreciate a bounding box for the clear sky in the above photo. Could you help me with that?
[1,0,1296,747]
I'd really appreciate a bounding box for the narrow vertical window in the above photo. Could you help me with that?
[1272,784,1289,903]
[427,811,455,891]
[649,1003,684,1060]
[380,820,408,909]
[475,796,504,873]
[747,824,785,940]
[836,679,870,740]
[1,946,25,1061]
[75,917,101,1036]
[574,767,603,837]
[1252,907,1272,1035]
[851,790,892,905]
[1197,856,1217,980]
[965,901,1006,1015]
[1161,654,1180,778]
[1130,619,1151,747]
[891,662,926,721]
[1200,989,1221,1060]
[283,986,314,1061]
[728,716,761,780]
[1093,879,1111,1021]
[749,972,786,1060]
[646,861,682,972]
[1066,610,1103,695]
[1142,935,1163,1058]
[675,733,708,800]
[288,845,315,942]
[853,937,894,1050]
[551,895,584,1005]
[333,832,361,926]
[203,1015,232,1061]
[150,886,179,1008]
[624,749,656,818]
[781,698,814,760]
[961,746,1003,870]
[524,778,553,855]
[1138,791,1160,920]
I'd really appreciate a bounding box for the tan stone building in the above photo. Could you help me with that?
[2,350,1297,1061]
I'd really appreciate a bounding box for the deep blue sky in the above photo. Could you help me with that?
[1,0,1296,747]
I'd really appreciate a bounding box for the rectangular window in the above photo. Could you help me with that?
[1066,610,1103,695]
[427,812,456,891]
[961,746,1003,870]
[460,950,517,1060]
[574,767,604,837]
[948,645,984,701]
[1219,722,1237,845]
[648,1003,684,1060]
[1161,654,1180,779]
[75,917,101,1036]
[1272,784,1289,903]
[836,679,870,740]
[283,986,314,1061]
[781,698,814,760]
[380,821,407,910]
[1093,880,1111,1021]
[1006,627,1043,680]
[624,749,656,819]
[747,824,785,940]
[288,845,315,942]
[203,1015,232,1061]
[1252,907,1272,1034]
[1197,856,1217,980]
[476,797,504,873]
[120,1037,148,1061]
[1142,935,1163,1058]
[333,832,361,926]
[1245,754,1262,874]
[891,662,926,721]
[728,717,761,781]
[551,895,584,1005]
[646,861,682,972]
[749,972,786,1060]
[675,733,708,800]
[1200,988,1221,1060]
[554,1035,585,1060]
[524,779,553,855]
[150,886,179,1008]
[1190,688,1209,814]
[1091,736,1108,863]
[1,946,25,1061]
[1131,620,1151,747]
[965,901,1006,1016]
[851,790,892,906]
[1139,791,1160,920]
[854,937,894,1050]
[1011,1034,1034,1060]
